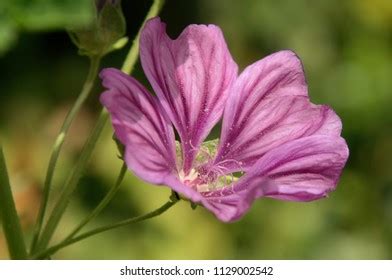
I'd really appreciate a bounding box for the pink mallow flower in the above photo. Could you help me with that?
[100,17,349,222]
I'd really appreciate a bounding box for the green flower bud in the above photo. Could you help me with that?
[68,0,127,57]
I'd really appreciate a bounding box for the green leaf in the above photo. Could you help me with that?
[9,0,94,30]
[0,0,95,55]
[0,14,17,55]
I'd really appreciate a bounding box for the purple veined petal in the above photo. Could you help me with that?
[201,177,271,222]
[213,51,342,172]
[100,68,177,185]
[237,135,349,201]
[140,17,238,173]
[214,95,342,172]
[200,135,348,222]
[164,136,347,222]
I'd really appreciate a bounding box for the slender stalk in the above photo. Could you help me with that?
[35,110,108,252]
[32,198,178,259]
[121,0,164,74]
[0,145,28,259]
[33,0,165,254]
[31,0,164,253]
[64,162,127,241]
[30,56,101,252]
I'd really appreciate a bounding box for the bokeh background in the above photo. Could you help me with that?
[1,0,392,259]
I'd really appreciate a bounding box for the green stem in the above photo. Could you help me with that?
[64,162,127,241]
[121,0,165,74]
[32,197,178,259]
[30,56,101,252]
[0,145,28,259]
[35,110,108,252]
[33,0,165,255]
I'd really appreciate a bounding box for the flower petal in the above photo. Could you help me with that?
[140,17,238,172]
[201,177,270,222]
[163,176,205,204]
[241,135,349,201]
[200,135,348,221]
[214,51,342,172]
[100,68,177,184]
[166,135,347,222]
[164,174,268,222]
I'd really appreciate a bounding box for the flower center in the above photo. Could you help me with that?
[178,168,209,192]
[178,166,240,193]
[176,139,242,192]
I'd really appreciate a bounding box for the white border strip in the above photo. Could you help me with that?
[0,260,391,280]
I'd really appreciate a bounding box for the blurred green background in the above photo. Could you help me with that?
[1,0,392,259]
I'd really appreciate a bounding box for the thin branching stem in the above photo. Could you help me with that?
[32,0,166,255]
[30,56,101,253]
[32,197,178,259]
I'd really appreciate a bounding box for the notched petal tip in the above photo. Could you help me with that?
[142,17,166,39]
[140,16,238,172]
[143,16,225,42]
